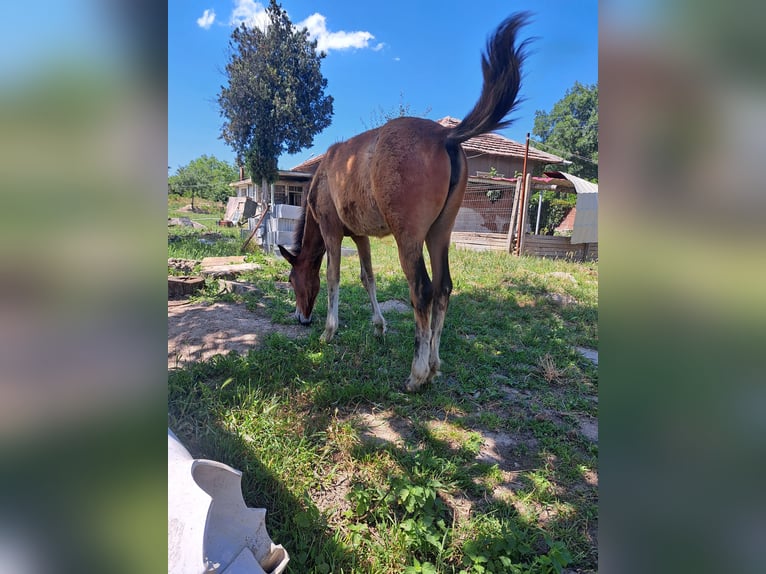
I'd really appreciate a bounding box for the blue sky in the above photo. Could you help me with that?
[168,0,597,174]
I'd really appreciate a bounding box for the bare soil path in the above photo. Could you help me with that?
[167,300,304,369]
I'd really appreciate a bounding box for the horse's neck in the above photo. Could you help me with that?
[301,208,326,264]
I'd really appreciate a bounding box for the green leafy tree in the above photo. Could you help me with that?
[528,190,577,235]
[168,155,238,206]
[533,81,598,181]
[217,0,333,186]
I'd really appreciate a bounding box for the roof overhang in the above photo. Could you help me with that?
[230,170,313,187]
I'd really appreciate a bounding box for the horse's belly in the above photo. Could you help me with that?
[338,200,391,237]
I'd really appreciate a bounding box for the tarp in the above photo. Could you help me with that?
[223,196,258,224]
[557,172,598,244]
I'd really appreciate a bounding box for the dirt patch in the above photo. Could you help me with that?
[168,217,206,229]
[379,299,410,314]
[355,410,414,447]
[438,490,473,524]
[168,300,306,369]
[311,469,354,524]
[178,204,211,213]
[353,409,541,475]
[576,416,598,443]
[477,430,538,469]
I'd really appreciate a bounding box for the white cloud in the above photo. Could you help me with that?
[226,4,378,53]
[197,9,216,30]
[229,0,269,31]
[298,13,375,53]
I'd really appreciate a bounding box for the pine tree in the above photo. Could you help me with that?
[218,0,333,185]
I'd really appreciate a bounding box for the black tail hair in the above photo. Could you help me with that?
[446,13,531,146]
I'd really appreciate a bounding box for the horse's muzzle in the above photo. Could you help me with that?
[295,310,312,325]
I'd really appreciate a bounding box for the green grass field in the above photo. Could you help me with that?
[168,199,598,573]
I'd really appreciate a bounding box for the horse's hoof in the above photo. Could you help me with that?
[403,375,426,393]
[320,330,335,343]
[374,323,387,337]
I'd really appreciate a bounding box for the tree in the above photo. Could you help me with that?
[168,155,238,207]
[533,82,598,181]
[217,0,333,187]
[362,91,432,130]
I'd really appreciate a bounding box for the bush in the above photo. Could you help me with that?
[528,192,576,235]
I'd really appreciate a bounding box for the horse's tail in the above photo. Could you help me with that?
[445,13,530,147]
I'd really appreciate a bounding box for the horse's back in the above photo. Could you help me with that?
[317,117,457,238]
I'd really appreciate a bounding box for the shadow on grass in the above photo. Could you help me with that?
[168,255,598,571]
[169,365,361,572]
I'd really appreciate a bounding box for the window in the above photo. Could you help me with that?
[288,185,303,206]
[273,185,286,204]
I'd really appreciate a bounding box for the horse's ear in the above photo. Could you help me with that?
[278,244,298,265]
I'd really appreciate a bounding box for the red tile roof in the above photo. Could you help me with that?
[436,117,564,163]
[290,154,324,173]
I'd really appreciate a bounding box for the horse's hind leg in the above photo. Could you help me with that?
[425,172,465,379]
[396,241,433,392]
[351,235,386,336]
[425,228,453,379]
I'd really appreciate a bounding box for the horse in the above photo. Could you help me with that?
[278,14,530,392]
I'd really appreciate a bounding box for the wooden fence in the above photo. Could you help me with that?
[450,231,598,261]
[450,173,597,261]
[521,234,598,261]
[450,232,508,252]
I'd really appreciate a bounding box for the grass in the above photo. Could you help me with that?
[167,194,225,221]
[168,203,598,573]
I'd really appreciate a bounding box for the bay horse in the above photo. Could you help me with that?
[279,14,529,392]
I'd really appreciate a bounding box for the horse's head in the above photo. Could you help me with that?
[278,245,320,325]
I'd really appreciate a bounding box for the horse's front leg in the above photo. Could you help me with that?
[320,237,342,343]
[351,235,386,336]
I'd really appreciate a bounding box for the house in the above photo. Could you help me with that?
[228,167,313,250]
[434,117,565,235]
[232,117,566,250]
[435,117,564,178]
[289,154,323,177]
[229,166,313,206]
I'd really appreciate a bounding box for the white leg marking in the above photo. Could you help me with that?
[321,281,339,342]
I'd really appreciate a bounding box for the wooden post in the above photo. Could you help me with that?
[514,133,531,255]
[506,176,523,252]
[240,203,270,253]
[518,173,532,256]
